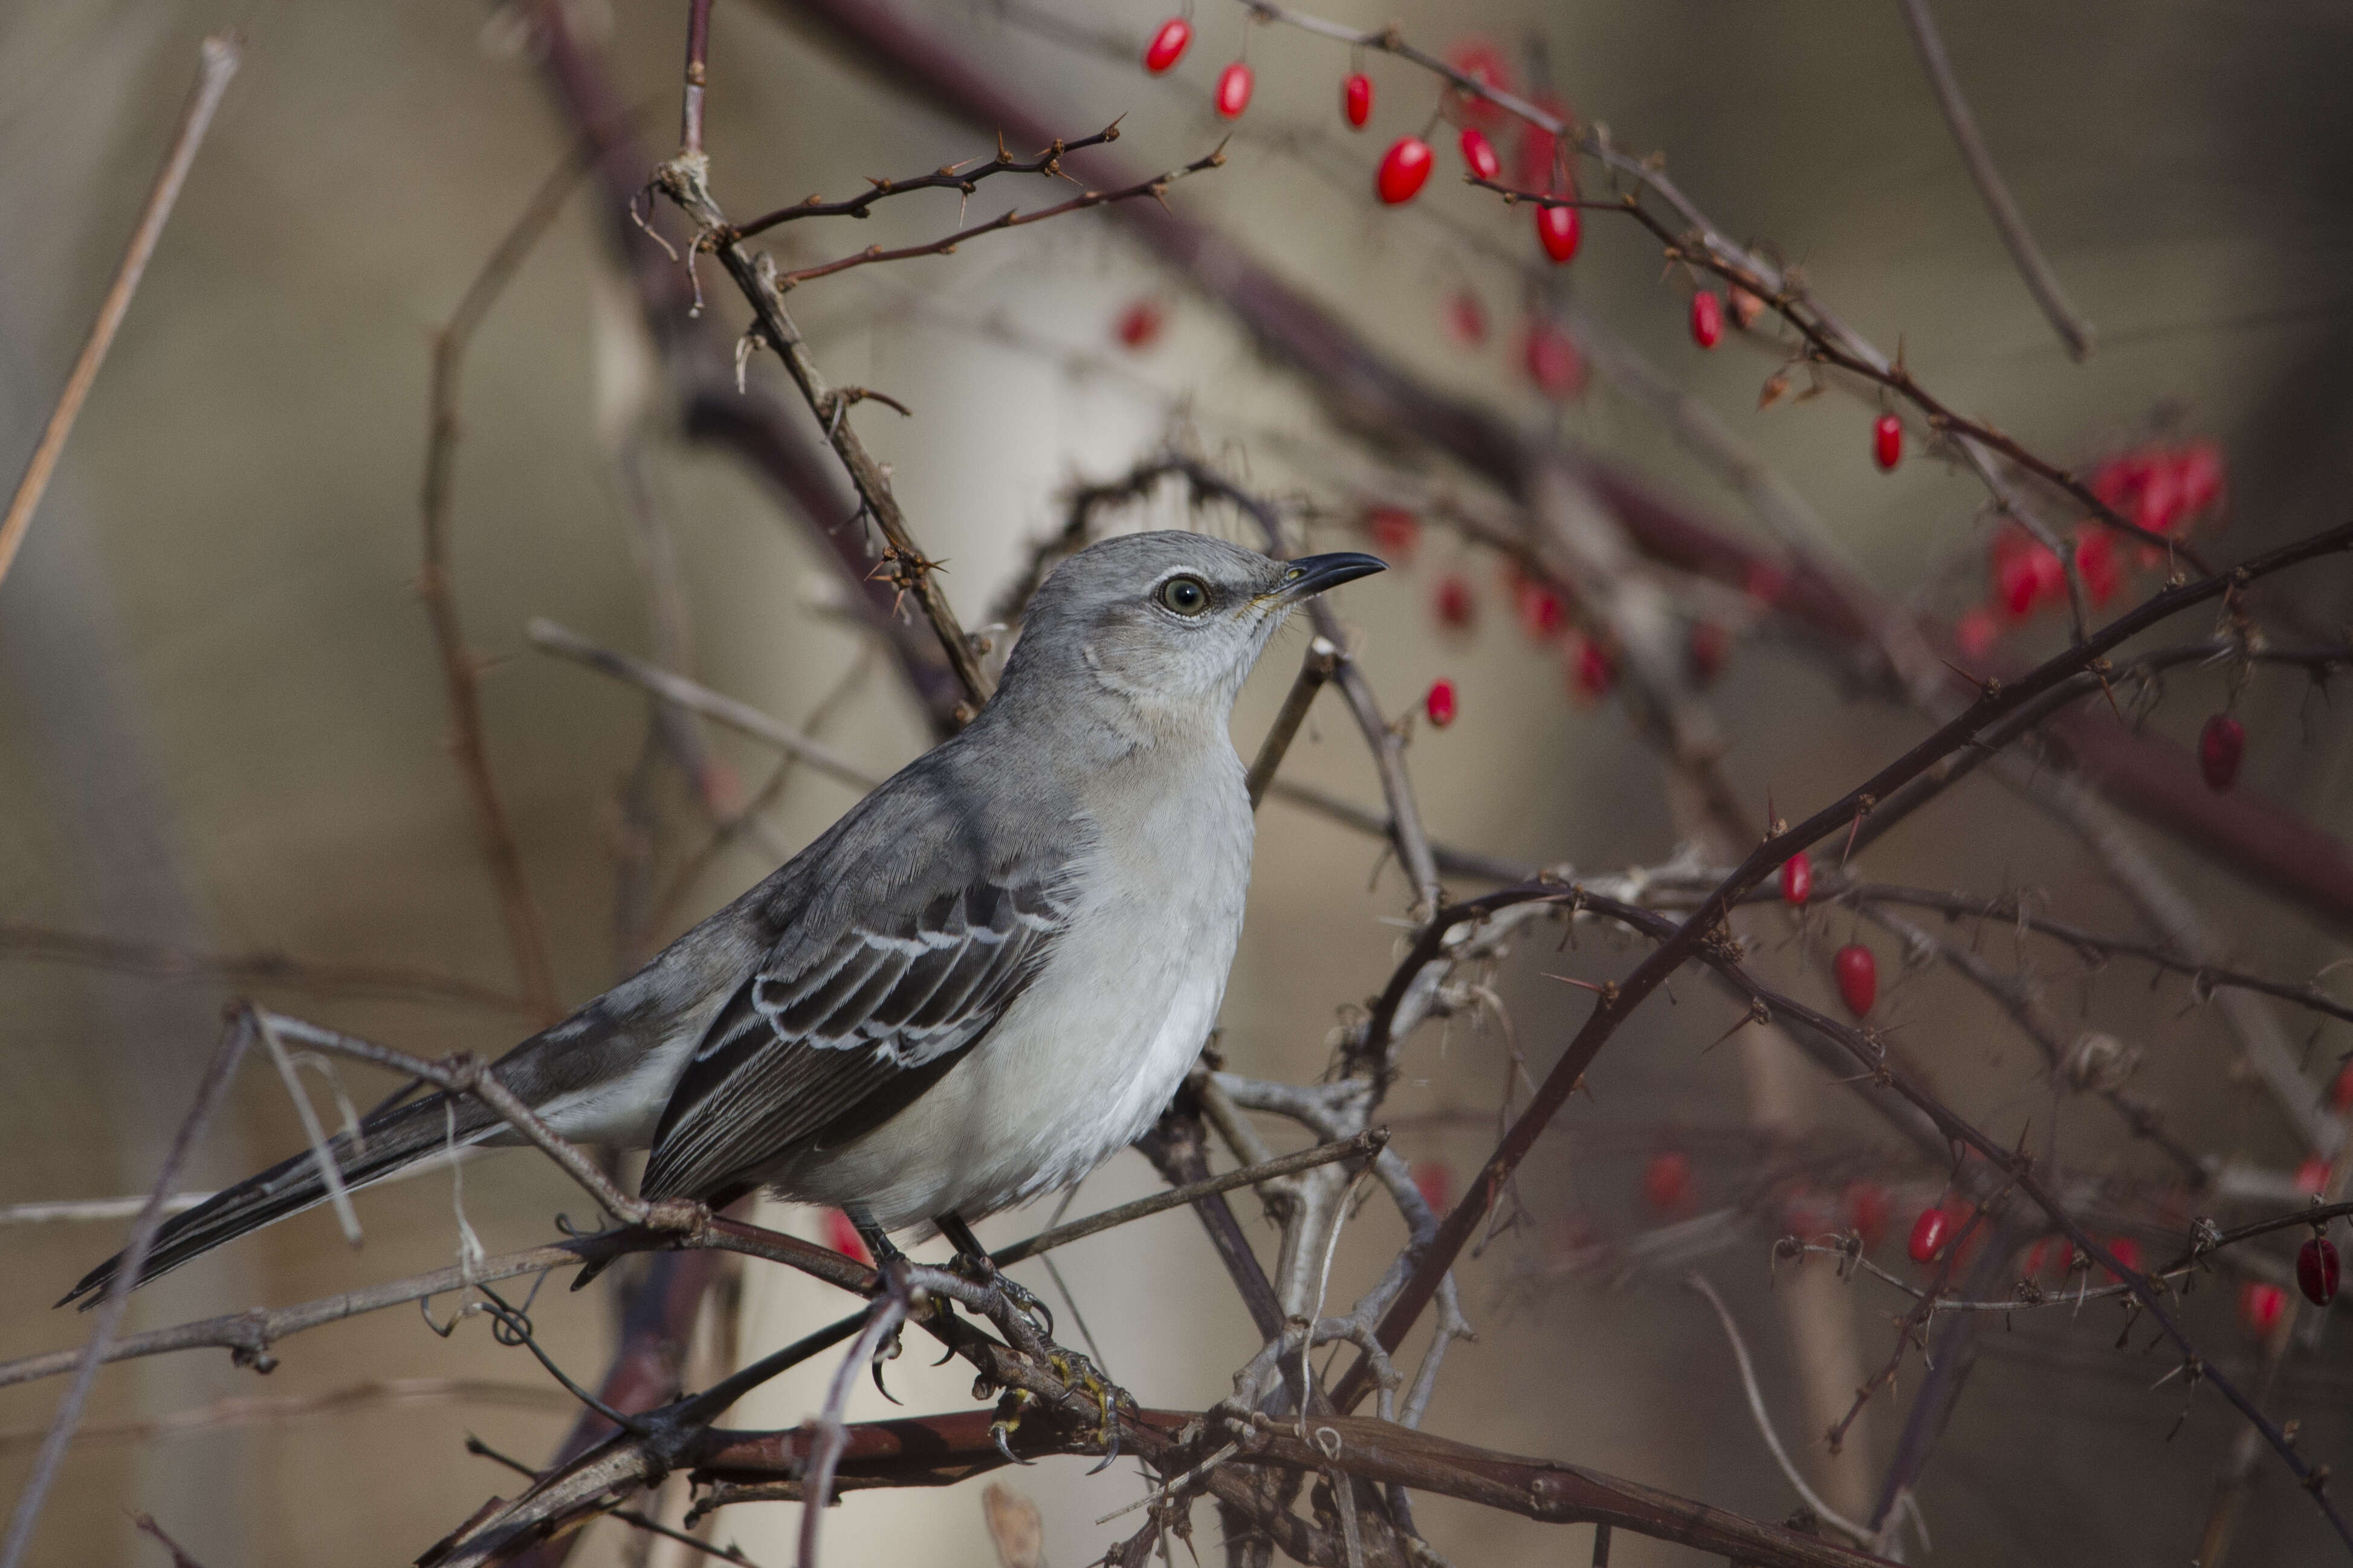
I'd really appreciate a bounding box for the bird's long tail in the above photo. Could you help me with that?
[57,1088,503,1308]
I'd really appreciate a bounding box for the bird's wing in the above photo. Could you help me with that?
[638,874,1072,1203]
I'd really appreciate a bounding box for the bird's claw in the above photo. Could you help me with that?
[989,1388,1038,1467]
[869,1317,905,1406]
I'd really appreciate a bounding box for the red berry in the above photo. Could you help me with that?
[2135,459,2183,535]
[1515,581,1567,641]
[2074,524,2120,605]
[1443,39,1513,127]
[1955,606,1999,660]
[1446,291,1487,345]
[2178,441,2225,517]
[2199,714,2244,791]
[1115,298,1164,350]
[1363,505,1419,562]
[1643,1150,1692,1211]
[1143,16,1191,74]
[1995,546,2039,619]
[1743,560,1788,607]
[2106,1236,2143,1279]
[1727,286,1764,329]
[2300,1236,2342,1305]
[1569,634,1614,700]
[1873,413,1904,472]
[1907,1207,1949,1263]
[1689,290,1724,350]
[1376,137,1434,204]
[1214,60,1254,119]
[1845,1184,1892,1249]
[1432,575,1475,630]
[2297,1155,2331,1196]
[824,1208,871,1264]
[1512,98,1568,191]
[1341,71,1373,128]
[1534,202,1580,264]
[1458,126,1501,182]
[1423,678,1458,728]
[1411,1159,1454,1213]
[1834,943,1877,1016]
[2025,544,2066,607]
[1688,621,1729,684]
[2330,1059,2353,1112]
[1523,320,1584,400]
[2241,1280,2287,1335]
[1779,851,1813,908]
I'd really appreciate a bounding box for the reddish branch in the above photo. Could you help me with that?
[693,1405,1901,1567]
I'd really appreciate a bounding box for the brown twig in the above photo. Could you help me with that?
[1895,0,2095,360]
[650,131,996,712]
[421,144,599,1025]
[1244,637,1341,808]
[0,35,239,593]
[765,147,1226,289]
[730,123,1124,237]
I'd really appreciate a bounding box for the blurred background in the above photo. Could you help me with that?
[4,1,2352,1564]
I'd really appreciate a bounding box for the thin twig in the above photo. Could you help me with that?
[526,618,882,793]
[0,919,529,1012]
[420,142,599,1024]
[1685,1275,1872,1546]
[1244,637,1339,808]
[768,148,1226,289]
[730,124,1124,237]
[1894,0,2094,359]
[256,1011,363,1248]
[0,35,239,592]
[0,1010,253,1568]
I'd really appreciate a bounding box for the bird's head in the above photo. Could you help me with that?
[998,529,1384,738]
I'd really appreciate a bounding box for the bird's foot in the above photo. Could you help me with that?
[945,1250,1055,1343]
[1046,1347,1134,1473]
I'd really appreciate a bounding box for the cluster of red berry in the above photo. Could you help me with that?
[1953,441,2228,662]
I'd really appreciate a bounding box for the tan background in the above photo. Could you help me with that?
[4,0,2351,1563]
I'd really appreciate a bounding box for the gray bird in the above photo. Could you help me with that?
[67,530,1383,1303]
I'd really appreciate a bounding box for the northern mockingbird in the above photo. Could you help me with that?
[68,530,1384,1303]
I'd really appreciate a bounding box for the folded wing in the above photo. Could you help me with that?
[638,877,1067,1204]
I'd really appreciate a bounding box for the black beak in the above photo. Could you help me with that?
[1275,552,1388,598]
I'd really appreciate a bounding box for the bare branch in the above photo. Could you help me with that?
[0,35,239,591]
[1895,0,2096,359]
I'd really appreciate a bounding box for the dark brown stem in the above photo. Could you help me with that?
[731,123,1123,236]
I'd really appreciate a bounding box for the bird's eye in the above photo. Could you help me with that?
[1156,575,1212,617]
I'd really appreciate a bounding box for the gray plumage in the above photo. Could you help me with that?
[66,531,1382,1305]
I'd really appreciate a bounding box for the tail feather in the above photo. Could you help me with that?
[58,1090,500,1308]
